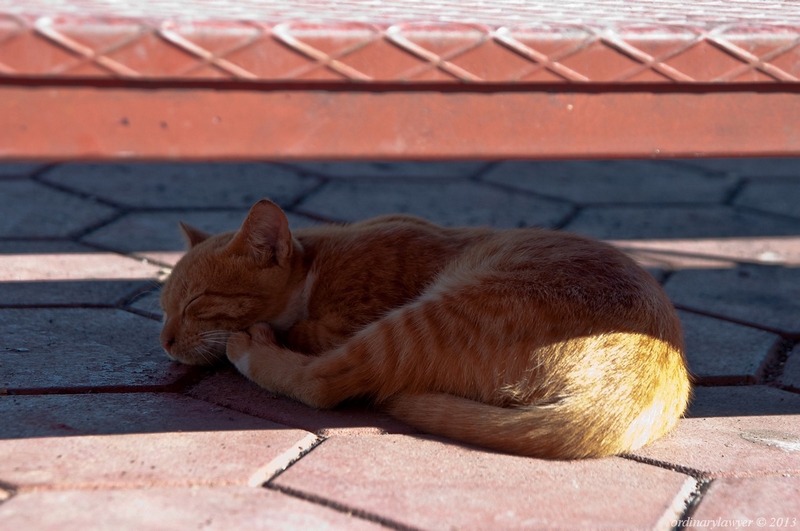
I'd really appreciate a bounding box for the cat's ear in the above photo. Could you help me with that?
[179,222,211,248]
[229,199,292,266]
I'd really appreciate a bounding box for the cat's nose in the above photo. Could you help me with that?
[161,337,175,354]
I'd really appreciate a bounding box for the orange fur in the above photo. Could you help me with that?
[160,199,690,459]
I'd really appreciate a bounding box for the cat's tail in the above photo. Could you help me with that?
[385,376,690,459]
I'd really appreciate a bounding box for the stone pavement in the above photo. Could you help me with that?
[1,159,799,530]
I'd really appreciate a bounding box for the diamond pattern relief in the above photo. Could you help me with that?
[0,10,798,84]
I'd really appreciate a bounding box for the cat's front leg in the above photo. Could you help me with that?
[226,322,280,378]
[226,323,328,408]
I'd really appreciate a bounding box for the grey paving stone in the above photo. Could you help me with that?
[0,393,280,439]
[275,435,694,531]
[564,205,800,240]
[127,289,163,319]
[0,163,44,178]
[0,308,186,389]
[40,163,320,208]
[0,487,382,531]
[674,157,800,178]
[665,264,800,334]
[679,310,779,384]
[297,180,573,228]
[0,180,118,238]
[780,344,800,390]
[0,241,164,306]
[481,160,736,204]
[290,161,486,178]
[82,210,318,266]
[734,180,800,219]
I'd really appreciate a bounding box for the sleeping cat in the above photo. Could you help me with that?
[160,198,690,459]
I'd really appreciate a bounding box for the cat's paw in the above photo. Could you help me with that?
[226,323,277,376]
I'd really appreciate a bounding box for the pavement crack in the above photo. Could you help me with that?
[759,338,797,386]
[266,482,424,531]
[251,433,324,487]
[721,177,747,206]
[671,478,714,531]
[619,453,706,480]
[0,479,17,505]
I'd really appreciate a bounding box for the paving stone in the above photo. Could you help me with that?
[0,163,44,178]
[127,288,163,319]
[188,366,415,436]
[0,308,186,389]
[608,236,800,272]
[0,486,382,531]
[564,205,800,240]
[0,241,165,306]
[691,476,800,524]
[679,310,779,384]
[674,158,800,178]
[734,180,800,219]
[0,180,117,238]
[290,161,486,178]
[0,429,317,490]
[664,264,800,334]
[481,160,736,204]
[40,163,320,208]
[297,180,573,228]
[82,210,318,266]
[0,393,282,439]
[274,435,695,531]
[631,386,800,477]
[780,344,800,390]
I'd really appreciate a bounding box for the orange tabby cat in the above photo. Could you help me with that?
[160,199,690,459]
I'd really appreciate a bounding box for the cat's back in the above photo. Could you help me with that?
[432,226,682,345]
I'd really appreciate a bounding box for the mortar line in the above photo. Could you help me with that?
[266,482,424,531]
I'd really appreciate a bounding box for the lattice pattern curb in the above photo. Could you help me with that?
[1,13,799,83]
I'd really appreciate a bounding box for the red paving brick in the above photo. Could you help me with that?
[0,393,287,439]
[82,210,317,266]
[1,308,185,390]
[41,163,320,209]
[781,345,800,390]
[3,159,800,529]
[564,206,799,240]
[0,430,317,490]
[0,163,44,178]
[274,435,696,531]
[734,181,800,220]
[691,476,800,525]
[0,180,117,238]
[665,265,800,334]
[678,310,780,384]
[675,158,800,178]
[0,241,165,306]
[188,367,416,436]
[482,160,736,204]
[296,180,573,227]
[608,236,800,271]
[126,289,163,319]
[631,386,800,478]
[290,161,486,178]
[0,486,383,531]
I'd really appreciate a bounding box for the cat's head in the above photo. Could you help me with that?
[159,199,300,365]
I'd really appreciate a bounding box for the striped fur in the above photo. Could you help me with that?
[161,199,690,459]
